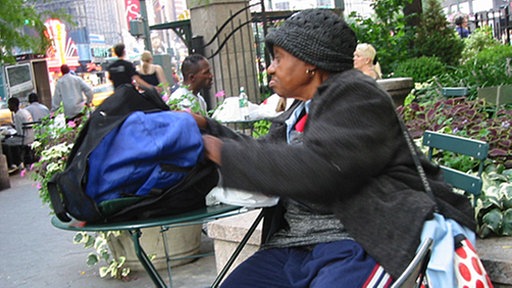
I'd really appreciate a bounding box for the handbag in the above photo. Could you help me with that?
[399,119,493,288]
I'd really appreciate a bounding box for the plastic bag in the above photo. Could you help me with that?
[207,186,279,208]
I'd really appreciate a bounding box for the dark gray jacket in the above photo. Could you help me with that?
[205,69,474,279]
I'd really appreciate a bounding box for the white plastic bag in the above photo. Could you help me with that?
[207,186,279,208]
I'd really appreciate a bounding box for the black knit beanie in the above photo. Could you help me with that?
[265,9,357,73]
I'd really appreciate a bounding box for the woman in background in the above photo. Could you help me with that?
[353,43,382,79]
[138,51,168,90]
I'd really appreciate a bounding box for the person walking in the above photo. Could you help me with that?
[192,9,475,287]
[25,92,50,121]
[107,43,156,92]
[168,54,212,115]
[52,64,93,122]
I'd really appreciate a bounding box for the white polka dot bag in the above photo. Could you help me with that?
[454,234,494,288]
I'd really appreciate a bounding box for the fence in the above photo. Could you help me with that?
[473,5,512,44]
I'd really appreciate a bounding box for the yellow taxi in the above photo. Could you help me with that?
[0,101,12,125]
[92,84,114,107]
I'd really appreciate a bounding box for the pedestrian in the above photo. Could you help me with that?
[353,43,382,79]
[2,97,34,172]
[455,15,470,38]
[52,64,93,122]
[107,43,156,92]
[168,54,212,115]
[192,9,475,287]
[138,50,168,90]
[25,92,50,122]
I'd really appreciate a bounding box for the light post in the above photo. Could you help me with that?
[138,0,152,52]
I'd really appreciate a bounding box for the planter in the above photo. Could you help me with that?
[377,77,414,108]
[108,224,202,271]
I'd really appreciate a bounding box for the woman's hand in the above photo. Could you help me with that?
[202,135,223,165]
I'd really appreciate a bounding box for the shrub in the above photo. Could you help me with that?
[460,26,501,63]
[428,44,512,99]
[398,97,512,168]
[393,56,446,83]
[413,0,464,66]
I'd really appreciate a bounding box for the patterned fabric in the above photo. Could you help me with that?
[454,234,494,288]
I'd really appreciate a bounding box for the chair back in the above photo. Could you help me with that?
[441,87,468,97]
[422,131,489,201]
[391,237,433,288]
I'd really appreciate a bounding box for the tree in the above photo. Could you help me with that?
[0,0,65,64]
[413,0,464,66]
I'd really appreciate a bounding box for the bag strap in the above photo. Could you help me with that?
[47,173,72,222]
[397,115,437,203]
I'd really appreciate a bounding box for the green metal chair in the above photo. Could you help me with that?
[422,130,489,203]
[51,204,264,288]
[441,87,468,97]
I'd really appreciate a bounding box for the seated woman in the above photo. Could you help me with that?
[191,9,475,287]
[353,43,382,79]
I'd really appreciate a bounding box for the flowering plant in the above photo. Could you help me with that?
[30,108,85,205]
[30,108,130,279]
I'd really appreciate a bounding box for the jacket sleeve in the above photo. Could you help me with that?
[218,72,402,205]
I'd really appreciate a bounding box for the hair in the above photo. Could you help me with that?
[455,15,465,26]
[28,92,38,103]
[113,43,125,57]
[356,43,382,78]
[356,44,377,62]
[181,54,208,81]
[140,50,153,74]
[60,64,70,75]
[8,97,19,107]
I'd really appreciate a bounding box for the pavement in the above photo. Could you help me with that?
[0,172,218,288]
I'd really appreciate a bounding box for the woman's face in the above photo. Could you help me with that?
[353,50,369,70]
[267,46,314,101]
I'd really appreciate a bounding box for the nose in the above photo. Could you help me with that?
[267,60,276,75]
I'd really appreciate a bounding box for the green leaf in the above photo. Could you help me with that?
[482,208,503,233]
[86,253,99,266]
[99,266,109,278]
[500,184,512,209]
[502,209,512,236]
[73,232,84,244]
[477,224,492,238]
[121,267,131,277]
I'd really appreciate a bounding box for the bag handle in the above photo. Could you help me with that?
[47,173,72,222]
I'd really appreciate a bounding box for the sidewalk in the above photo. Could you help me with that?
[0,173,217,288]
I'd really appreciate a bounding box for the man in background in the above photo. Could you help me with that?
[168,54,213,115]
[25,92,50,122]
[107,43,156,91]
[2,97,34,172]
[52,64,93,122]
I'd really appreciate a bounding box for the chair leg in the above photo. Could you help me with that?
[211,210,264,288]
[129,229,168,288]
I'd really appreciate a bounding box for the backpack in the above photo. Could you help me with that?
[47,85,219,223]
